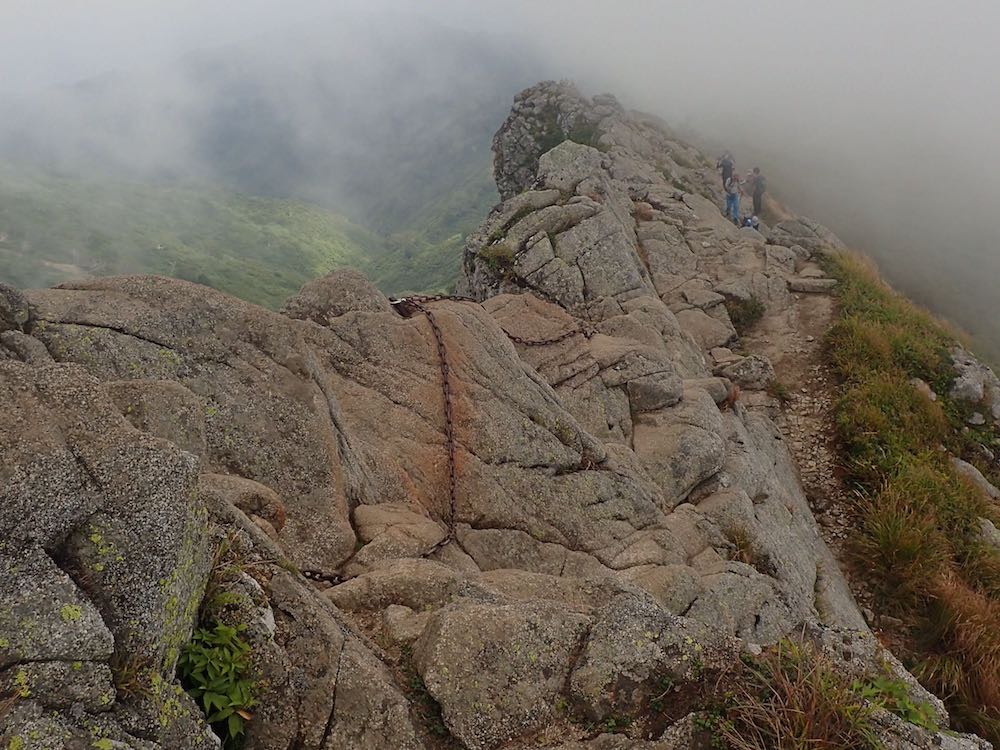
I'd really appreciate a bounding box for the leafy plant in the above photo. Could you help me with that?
[854,675,939,732]
[178,624,256,749]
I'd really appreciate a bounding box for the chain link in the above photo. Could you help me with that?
[500,324,595,347]
[294,293,596,582]
[389,295,474,547]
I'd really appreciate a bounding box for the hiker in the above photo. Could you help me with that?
[724,172,741,224]
[717,152,734,187]
[751,167,767,217]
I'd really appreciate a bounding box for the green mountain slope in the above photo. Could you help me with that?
[0,160,500,305]
[0,166,395,309]
[368,161,498,295]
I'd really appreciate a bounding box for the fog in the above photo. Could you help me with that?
[3,0,999,353]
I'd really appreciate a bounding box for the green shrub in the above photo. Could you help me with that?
[479,241,515,278]
[178,624,256,749]
[834,373,949,481]
[725,296,765,334]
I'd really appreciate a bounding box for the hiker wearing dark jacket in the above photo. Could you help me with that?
[751,167,766,216]
[717,153,734,187]
[724,174,741,224]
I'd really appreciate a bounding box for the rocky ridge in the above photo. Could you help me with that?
[1,80,995,749]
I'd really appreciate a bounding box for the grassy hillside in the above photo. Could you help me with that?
[824,252,1000,742]
[0,163,494,305]
[369,161,498,295]
[0,166,400,309]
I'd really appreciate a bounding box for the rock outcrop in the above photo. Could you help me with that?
[0,82,989,749]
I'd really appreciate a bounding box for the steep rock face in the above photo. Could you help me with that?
[0,81,990,750]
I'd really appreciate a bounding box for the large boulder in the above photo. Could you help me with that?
[280,268,391,325]
[767,217,846,254]
[0,360,214,748]
[414,600,590,749]
[0,282,33,333]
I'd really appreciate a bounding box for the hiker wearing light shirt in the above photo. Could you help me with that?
[724,173,741,224]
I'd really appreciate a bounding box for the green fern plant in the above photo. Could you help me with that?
[178,623,256,749]
[855,675,940,732]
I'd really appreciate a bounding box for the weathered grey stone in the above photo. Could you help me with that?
[62,431,210,674]
[910,377,938,402]
[0,282,33,332]
[768,217,846,253]
[325,558,463,612]
[321,638,424,750]
[633,387,726,509]
[199,472,288,534]
[281,268,391,324]
[0,661,116,712]
[682,287,725,309]
[717,354,776,390]
[674,308,736,350]
[626,564,704,614]
[765,244,797,273]
[0,546,114,668]
[714,279,753,302]
[537,140,608,194]
[788,277,838,293]
[106,378,207,456]
[1,77,965,749]
[949,348,1000,413]
[0,330,51,363]
[570,592,737,720]
[952,457,1000,500]
[684,376,733,405]
[382,605,432,644]
[414,600,590,749]
[345,504,447,574]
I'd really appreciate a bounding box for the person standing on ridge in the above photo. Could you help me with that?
[751,167,767,217]
[717,152,734,187]
[724,172,741,224]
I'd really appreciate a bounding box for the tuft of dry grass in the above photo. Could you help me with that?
[725,296,766,335]
[719,640,883,750]
[724,524,773,575]
[766,379,793,404]
[916,576,1000,738]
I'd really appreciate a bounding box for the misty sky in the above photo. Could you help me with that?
[3,0,1000,349]
[6,0,996,152]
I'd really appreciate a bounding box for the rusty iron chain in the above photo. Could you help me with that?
[501,324,595,347]
[299,291,596,585]
[389,295,471,549]
[301,569,345,585]
[293,293,598,583]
